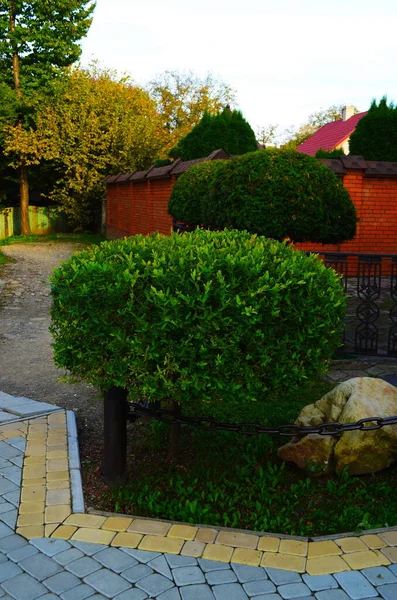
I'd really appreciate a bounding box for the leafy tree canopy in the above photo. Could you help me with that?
[169,107,257,160]
[349,96,397,161]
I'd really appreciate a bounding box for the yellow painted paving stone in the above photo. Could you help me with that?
[379,531,397,546]
[47,436,67,446]
[18,513,44,527]
[202,544,233,563]
[48,411,66,423]
[261,552,306,573]
[19,501,45,514]
[45,504,71,524]
[24,456,45,466]
[47,470,69,482]
[47,450,68,459]
[342,550,390,570]
[336,537,369,553]
[22,477,46,487]
[2,430,25,439]
[360,534,387,549]
[257,537,280,553]
[64,513,107,529]
[46,458,69,472]
[25,447,46,459]
[47,444,67,453]
[27,433,47,441]
[127,519,171,536]
[111,533,143,548]
[102,517,133,531]
[168,525,198,541]
[51,525,77,540]
[23,465,46,479]
[139,535,184,555]
[216,531,259,550]
[47,480,70,490]
[306,556,350,576]
[279,539,308,557]
[21,486,46,503]
[381,547,397,563]
[46,488,71,506]
[232,548,262,567]
[17,525,44,540]
[45,524,58,537]
[195,528,218,544]
[29,424,47,432]
[72,528,116,545]
[308,541,342,558]
[181,541,205,558]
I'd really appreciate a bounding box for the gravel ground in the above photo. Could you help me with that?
[0,242,103,447]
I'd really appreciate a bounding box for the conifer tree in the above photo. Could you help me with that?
[349,97,397,161]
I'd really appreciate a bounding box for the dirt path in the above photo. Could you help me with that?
[0,243,103,441]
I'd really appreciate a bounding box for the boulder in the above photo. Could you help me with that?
[277,377,397,475]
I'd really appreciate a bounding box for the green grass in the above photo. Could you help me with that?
[104,378,397,536]
[0,233,105,246]
[0,249,7,267]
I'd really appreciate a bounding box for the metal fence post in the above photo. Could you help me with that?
[103,387,128,484]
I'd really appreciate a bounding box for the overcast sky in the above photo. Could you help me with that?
[80,0,397,134]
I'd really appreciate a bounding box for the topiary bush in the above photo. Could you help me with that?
[168,159,228,225]
[202,150,357,244]
[50,230,346,415]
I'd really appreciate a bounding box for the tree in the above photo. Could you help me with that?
[349,97,397,161]
[147,71,236,157]
[0,0,95,234]
[281,104,359,150]
[256,124,279,148]
[169,107,257,160]
[5,65,165,229]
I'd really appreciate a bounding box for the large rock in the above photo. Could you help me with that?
[278,377,397,475]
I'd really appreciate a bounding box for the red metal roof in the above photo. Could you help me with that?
[297,112,367,156]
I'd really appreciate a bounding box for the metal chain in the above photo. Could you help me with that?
[128,403,397,437]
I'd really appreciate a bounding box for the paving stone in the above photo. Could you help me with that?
[29,537,70,557]
[361,566,397,586]
[0,477,18,495]
[114,590,149,600]
[0,501,17,514]
[19,553,63,581]
[173,566,206,586]
[136,573,175,596]
[3,491,21,506]
[302,573,339,591]
[0,560,22,582]
[206,569,238,585]
[212,583,248,600]
[7,544,38,563]
[0,552,8,564]
[9,456,23,468]
[231,564,268,583]
[0,459,13,470]
[242,578,276,595]
[315,591,351,600]
[5,436,26,448]
[0,466,21,485]
[378,583,397,600]
[0,443,22,460]
[165,555,197,568]
[121,564,153,583]
[277,583,312,598]
[120,549,160,563]
[36,595,60,600]
[1,572,47,600]
[111,533,142,549]
[70,541,108,556]
[334,571,378,599]
[84,570,132,597]
[157,590,181,600]
[95,548,137,573]
[0,535,27,553]
[66,556,102,578]
[266,568,302,585]
[0,509,17,529]
[53,548,85,566]
[61,583,97,600]
[148,556,172,580]
[43,571,81,594]
[388,564,397,577]
[180,585,215,600]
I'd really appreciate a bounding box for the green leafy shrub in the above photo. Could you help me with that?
[349,96,397,161]
[169,107,257,160]
[50,230,346,413]
[202,150,356,243]
[168,159,228,225]
[315,148,346,158]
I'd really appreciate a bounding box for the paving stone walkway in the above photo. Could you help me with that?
[0,379,395,599]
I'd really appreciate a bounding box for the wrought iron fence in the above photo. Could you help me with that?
[310,252,397,357]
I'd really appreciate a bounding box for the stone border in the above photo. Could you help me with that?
[3,405,395,576]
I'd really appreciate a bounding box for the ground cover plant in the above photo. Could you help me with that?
[0,232,104,247]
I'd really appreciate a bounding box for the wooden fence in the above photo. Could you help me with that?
[0,206,70,240]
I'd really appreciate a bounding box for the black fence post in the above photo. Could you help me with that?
[103,387,128,485]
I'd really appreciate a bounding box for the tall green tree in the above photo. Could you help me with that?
[0,0,95,234]
[349,97,397,160]
[170,106,257,160]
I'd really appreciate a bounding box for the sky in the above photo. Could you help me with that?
[80,0,397,137]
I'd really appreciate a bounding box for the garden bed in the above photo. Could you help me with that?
[80,378,397,538]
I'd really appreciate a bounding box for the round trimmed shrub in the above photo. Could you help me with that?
[168,160,227,225]
[50,230,346,413]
